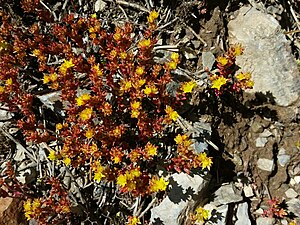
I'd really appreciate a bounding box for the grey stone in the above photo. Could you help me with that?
[256,217,275,225]
[250,121,264,133]
[259,129,273,138]
[202,51,215,70]
[287,198,300,217]
[285,188,298,198]
[150,173,210,225]
[257,158,274,172]
[204,204,228,225]
[94,0,106,12]
[0,109,13,121]
[235,202,251,225]
[213,184,243,206]
[255,137,268,147]
[243,185,254,198]
[278,154,291,167]
[228,6,300,106]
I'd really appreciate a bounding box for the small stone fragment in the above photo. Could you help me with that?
[294,176,300,184]
[287,198,300,217]
[94,0,106,12]
[256,217,275,225]
[213,183,243,205]
[257,158,274,172]
[277,154,291,167]
[256,137,268,147]
[250,121,264,133]
[259,129,273,138]
[243,185,254,198]
[285,188,298,198]
[202,51,215,70]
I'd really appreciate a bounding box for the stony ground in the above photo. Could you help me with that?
[0,0,300,224]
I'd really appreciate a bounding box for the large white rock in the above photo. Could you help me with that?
[150,173,210,225]
[235,202,251,225]
[228,6,300,106]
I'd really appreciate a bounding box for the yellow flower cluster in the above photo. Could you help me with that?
[131,100,141,118]
[23,199,42,220]
[211,76,228,90]
[195,207,210,222]
[235,72,254,88]
[117,168,141,191]
[174,134,192,147]
[93,161,106,182]
[76,93,91,106]
[59,59,75,75]
[138,38,151,48]
[165,106,179,122]
[145,142,158,157]
[166,52,180,70]
[197,152,213,170]
[149,176,169,192]
[48,150,57,161]
[85,128,94,139]
[216,56,229,66]
[143,83,158,96]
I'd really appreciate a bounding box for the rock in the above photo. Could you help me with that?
[277,154,291,167]
[250,121,264,133]
[259,130,273,138]
[202,51,215,70]
[235,202,251,225]
[0,198,27,225]
[256,217,275,225]
[255,137,268,147]
[228,6,300,106]
[213,184,243,206]
[94,0,106,12]
[243,185,254,198]
[203,204,228,225]
[287,198,300,217]
[257,158,274,172]
[285,188,298,198]
[150,173,210,225]
[0,109,13,121]
[294,176,300,184]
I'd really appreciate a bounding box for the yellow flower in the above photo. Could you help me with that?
[245,80,254,88]
[131,110,140,118]
[110,49,118,58]
[32,199,41,211]
[195,207,210,222]
[91,13,97,19]
[85,128,94,139]
[117,174,127,187]
[138,39,151,48]
[147,10,159,23]
[32,49,41,57]
[174,134,188,144]
[171,52,179,62]
[216,56,229,66]
[79,108,93,121]
[143,86,152,95]
[168,61,177,70]
[211,76,227,90]
[127,216,141,225]
[236,72,251,81]
[5,78,13,86]
[59,59,75,75]
[198,152,213,170]
[131,101,141,110]
[76,94,91,106]
[150,177,169,192]
[56,123,63,131]
[289,221,296,225]
[0,86,4,94]
[92,64,103,76]
[120,80,132,92]
[143,84,158,96]
[113,127,122,137]
[181,81,197,93]
[145,143,158,156]
[23,200,32,220]
[113,32,121,41]
[231,44,243,56]
[48,150,56,161]
[137,79,146,87]
[119,52,127,59]
[63,157,71,166]
[49,73,58,82]
[94,163,106,182]
[50,82,59,90]
[135,66,144,75]
[165,106,179,121]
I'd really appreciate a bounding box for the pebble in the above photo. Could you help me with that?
[257,158,274,172]
[259,129,273,138]
[256,217,275,225]
[243,185,254,198]
[285,188,298,198]
[294,176,300,184]
[213,183,243,205]
[256,137,268,147]
[277,154,291,167]
[251,121,264,133]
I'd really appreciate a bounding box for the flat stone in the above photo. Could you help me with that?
[257,158,274,172]
[259,130,273,138]
[243,185,254,198]
[150,173,210,225]
[287,198,300,217]
[202,51,215,70]
[213,184,243,206]
[277,154,291,167]
[285,188,298,198]
[235,202,251,225]
[256,217,275,225]
[228,6,300,106]
[256,137,268,147]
